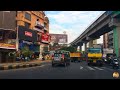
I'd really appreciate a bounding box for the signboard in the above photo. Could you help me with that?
[50,34,67,43]
[25,31,32,37]
[0,43,16,49]
[41,32,50,44]
[18,26,37,42]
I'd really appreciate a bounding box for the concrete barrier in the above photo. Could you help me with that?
[0,60,51,70]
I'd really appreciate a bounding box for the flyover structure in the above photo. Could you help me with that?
[70,11,120,57]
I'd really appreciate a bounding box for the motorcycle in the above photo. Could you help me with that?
[112,58,119,69]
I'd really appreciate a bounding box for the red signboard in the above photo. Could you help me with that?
[25,31,32,37]
[41,32,50,44]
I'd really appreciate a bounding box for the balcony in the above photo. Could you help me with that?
[35,24,44,29]
[44,27,48,31]
[34,22,44,33]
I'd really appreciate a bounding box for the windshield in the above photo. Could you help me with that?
[54,53,62,57]
[87,48,101,53]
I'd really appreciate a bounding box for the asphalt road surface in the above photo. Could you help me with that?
[0,61,120,79]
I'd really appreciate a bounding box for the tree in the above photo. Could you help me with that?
[60,46,76,52]
[21,46,33,57]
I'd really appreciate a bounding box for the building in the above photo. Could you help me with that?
[108,30,113,49]
[103,30,114,49]
[103,33,108,48]
[0,11,50,63]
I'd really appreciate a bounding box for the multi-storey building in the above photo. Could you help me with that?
[0,11,50,63]
[103,31,113,49]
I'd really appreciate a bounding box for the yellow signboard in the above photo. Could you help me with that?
[0,43,16,49]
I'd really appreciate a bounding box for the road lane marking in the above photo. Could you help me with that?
[94,67,103,70]
[39,65,45,67]
[101,67,113,71]
[87,66,95,70]
[80,66,83,69]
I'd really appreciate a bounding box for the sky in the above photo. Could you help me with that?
[45,11,105,44]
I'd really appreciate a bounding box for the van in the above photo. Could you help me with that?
[52,52,71,67]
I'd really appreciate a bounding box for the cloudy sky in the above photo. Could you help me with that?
[45,11,105,44]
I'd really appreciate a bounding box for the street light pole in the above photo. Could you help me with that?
[16,11,19,52]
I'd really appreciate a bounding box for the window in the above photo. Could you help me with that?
[44,23,47,27]
[37,34,41,41]
[25,12,31,21]
[25,22,31,29]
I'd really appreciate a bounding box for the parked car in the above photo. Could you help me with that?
[52,52,71,67]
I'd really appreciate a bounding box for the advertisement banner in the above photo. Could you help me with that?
[0,43,16,49]
[50,34,67,43]
[18,26,37,42]
[41,32,50,44]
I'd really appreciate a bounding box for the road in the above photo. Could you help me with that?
[0,61,120,79]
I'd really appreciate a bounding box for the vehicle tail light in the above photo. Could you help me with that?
[61,54,64,60]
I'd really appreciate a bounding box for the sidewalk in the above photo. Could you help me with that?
[0,59,52,70]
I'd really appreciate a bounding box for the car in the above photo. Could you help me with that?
[52,52,71,67]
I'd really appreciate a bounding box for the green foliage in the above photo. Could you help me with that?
[21,46,34,57]
[60,46,76,53]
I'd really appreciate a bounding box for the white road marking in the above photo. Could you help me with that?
[87,66,95,70]
[101,67,114,71]
[80,66,83,69]
[39,65,45,67]
[94,67,103,70]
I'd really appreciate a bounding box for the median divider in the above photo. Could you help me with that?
[0,60,51,71]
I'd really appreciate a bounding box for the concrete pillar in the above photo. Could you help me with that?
[39,44,44,60]
[80,46,82,51]
[0,52,2,63]
[113,26,120,57]
[89,40,93,47]
[84,42,87,52]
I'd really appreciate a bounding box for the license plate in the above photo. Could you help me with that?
[54,57,60,61]
[93,60,96,63]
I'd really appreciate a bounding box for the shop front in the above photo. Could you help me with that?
[0,43,16,63]
[39,30,50,59]
[18,26,38,61]
[0,29,16,63]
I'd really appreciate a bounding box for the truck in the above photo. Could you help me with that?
[70,52,81,62]
[87,44,103,66]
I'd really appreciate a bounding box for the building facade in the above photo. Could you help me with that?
[103,33,108,48]
[103,31,113,49]
[0,11,50,63]
[108,30,113,49]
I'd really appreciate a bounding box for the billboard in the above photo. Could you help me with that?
[41,32,50,44]
[50,34,67,43]
[18,26,37,42]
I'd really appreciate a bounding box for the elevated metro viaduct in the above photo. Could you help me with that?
[70,11,120,57]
